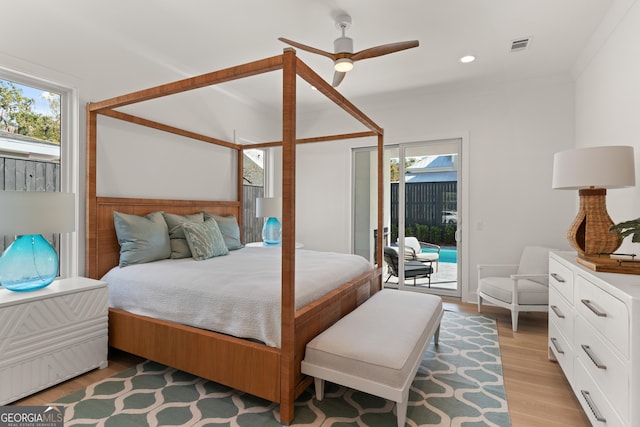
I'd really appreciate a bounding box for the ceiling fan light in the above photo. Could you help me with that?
[334,58,353,72]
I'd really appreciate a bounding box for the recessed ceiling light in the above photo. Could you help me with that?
[460,55,476,63]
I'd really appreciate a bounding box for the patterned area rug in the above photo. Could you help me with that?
[56,311,510,426]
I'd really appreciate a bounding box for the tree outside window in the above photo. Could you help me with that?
[0,79,61,144]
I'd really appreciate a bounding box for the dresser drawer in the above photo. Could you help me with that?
[576,275,629,357]
[549,285,573,341]
[549,319,573,381]
[575,359,625,427]
[575,315,628,420]
[549,257,574,302]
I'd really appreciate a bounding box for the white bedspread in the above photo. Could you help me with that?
[103,247,372,347]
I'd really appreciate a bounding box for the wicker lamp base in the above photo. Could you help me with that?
[567,188,622,256]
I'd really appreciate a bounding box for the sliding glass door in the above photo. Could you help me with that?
[397,140,460,296]
[353,139,461,297]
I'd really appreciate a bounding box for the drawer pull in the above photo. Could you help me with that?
[580,390,607,423]
[550,305,565,319]
[581,299,607,317]
[550,273,565,283]
[581,344,607,370]
[550,337,564,354]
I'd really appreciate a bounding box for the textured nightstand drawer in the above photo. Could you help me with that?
[549,256,574,303]
[549,319,573,382]
[0,278,108,405]
[549,285,573,342]
[576,315,627,420]
[576,275,629,358]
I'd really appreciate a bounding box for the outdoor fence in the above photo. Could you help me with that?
[390,181,457,245]
[243,184,264,244]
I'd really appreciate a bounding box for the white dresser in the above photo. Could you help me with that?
[0,277,108,404]
[548,251,640,427]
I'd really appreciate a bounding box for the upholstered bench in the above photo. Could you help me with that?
[301,289,443,427]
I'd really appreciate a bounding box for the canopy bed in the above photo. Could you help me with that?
[85,49,384,424]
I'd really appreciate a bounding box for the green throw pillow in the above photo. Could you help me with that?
[203,212,244,250]
[162,212,204,258]
[113,211,171,267]
[182,217,229,261]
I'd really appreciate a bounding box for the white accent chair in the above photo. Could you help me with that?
[477,246,552,331]
[401,236,440,272]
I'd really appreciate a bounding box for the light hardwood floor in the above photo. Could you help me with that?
[15,298,590,426]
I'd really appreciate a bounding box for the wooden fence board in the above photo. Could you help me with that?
[391,181,457,227]
[1,158,61,253]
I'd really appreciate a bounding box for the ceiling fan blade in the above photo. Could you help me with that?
[277,37,337,60]
[332,71,346,87]
[351,40,419,62]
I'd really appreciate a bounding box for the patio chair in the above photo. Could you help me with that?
[477,246,552,331]
[401,236,440,272]
[384,246,433,287]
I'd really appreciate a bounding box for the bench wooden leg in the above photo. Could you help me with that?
[314,377,325,400]
[434,323,441,345]
[396,394,409,427]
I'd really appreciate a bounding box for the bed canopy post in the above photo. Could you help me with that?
[280,48,297,425]
[237,147,244,240]
[85,107,98,277]
[377,133,384,267]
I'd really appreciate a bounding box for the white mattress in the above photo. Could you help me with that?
[103,246,372,347]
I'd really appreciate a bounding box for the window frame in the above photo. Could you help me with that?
[0,67,80,278]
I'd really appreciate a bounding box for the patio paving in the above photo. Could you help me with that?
[383,261,457,291]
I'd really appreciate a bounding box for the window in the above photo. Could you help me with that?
[0,70,79,278]
[242,148,265,243]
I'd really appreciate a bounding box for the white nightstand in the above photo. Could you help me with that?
[246,242,304,249]
[0,277,109,404]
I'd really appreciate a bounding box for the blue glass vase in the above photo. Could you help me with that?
[0,234,59,292]
[262,217,282,246]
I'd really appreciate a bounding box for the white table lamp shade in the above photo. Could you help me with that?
[256,197,282,219]
[552,145,636,190]
[0,191,75,235]
[0,191,75,292]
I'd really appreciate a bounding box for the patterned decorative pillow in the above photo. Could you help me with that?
[113,211,171,267]
[202,212,244,250]
[162,212,204,258]
[182,217,229,261]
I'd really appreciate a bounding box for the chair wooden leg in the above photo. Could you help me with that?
[477,296,482,312]
[511,310,519,331]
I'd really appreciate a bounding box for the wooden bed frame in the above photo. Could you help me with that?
[85,50,384,424]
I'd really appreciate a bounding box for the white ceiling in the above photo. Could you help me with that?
[4,0,613,111]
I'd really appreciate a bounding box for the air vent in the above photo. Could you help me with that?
[511,37,531,52]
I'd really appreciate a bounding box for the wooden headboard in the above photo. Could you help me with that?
[88,196,241,279]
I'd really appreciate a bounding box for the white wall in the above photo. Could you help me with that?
[96,116,236,200]
[574,0,640,254]
[295,77,576,301]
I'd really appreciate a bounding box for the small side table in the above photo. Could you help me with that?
[0,277,109,404]
[246,242,304,249]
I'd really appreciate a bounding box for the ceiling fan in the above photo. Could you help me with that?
[278,14,419,87]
